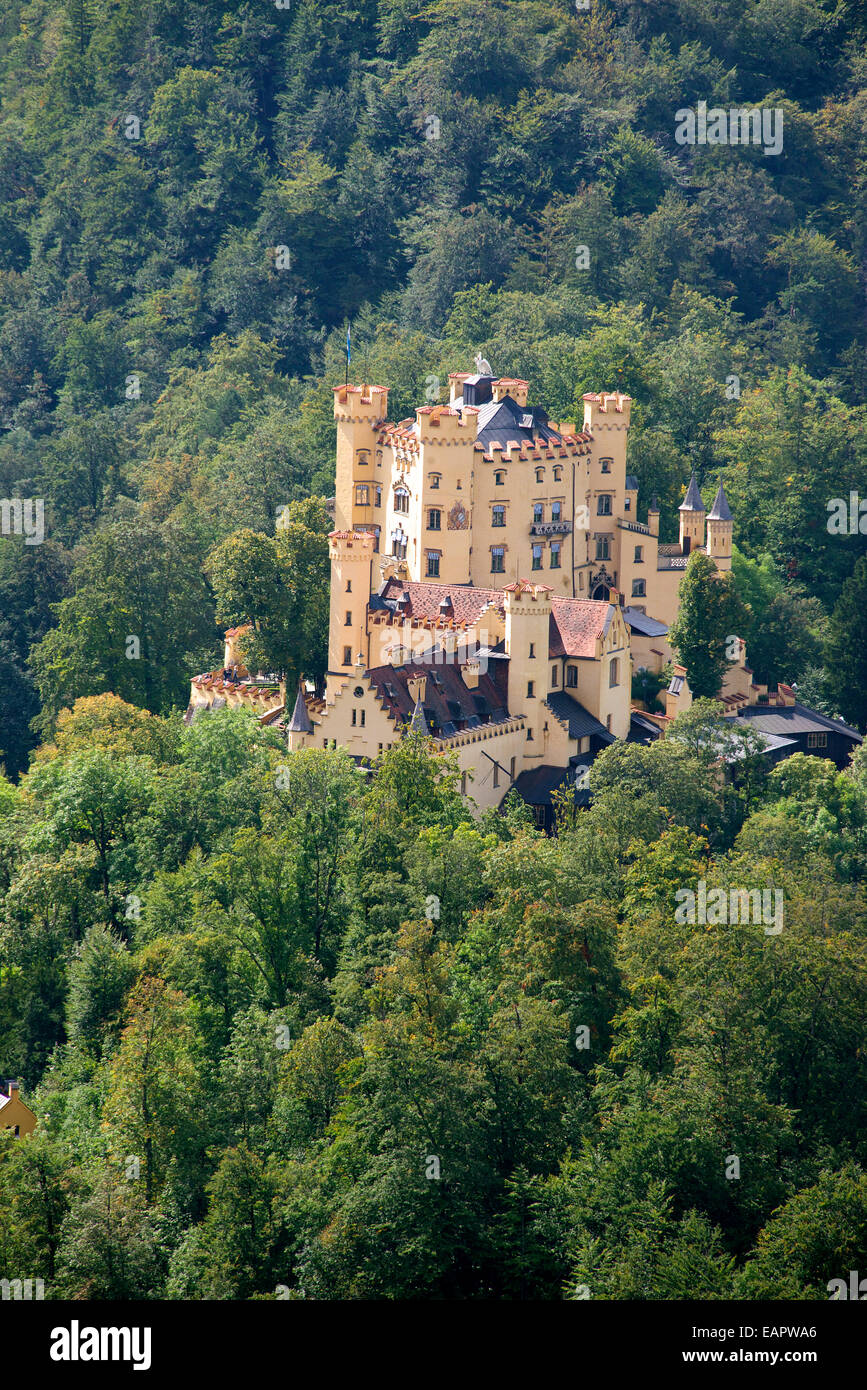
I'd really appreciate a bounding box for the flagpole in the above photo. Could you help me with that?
[345,323,350,388]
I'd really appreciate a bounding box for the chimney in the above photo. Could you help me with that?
[8,1080,19,1102]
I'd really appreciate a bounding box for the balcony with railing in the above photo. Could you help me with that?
[530,519,573,537]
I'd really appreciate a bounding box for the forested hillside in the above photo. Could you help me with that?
[1,0,867,1302]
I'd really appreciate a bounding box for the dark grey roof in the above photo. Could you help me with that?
[625,475,639,491]
[287,685,313,734]
[629,711,662,742]
[545,691,614,742]
[679,473,705,511]
[473,394,563,451]
[623,606,668,636]
[733,703,862,742]
[510,764,575,806]
[708,482,733,521]
[408,697,429,735]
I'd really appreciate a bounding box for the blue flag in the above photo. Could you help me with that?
[346,325,351,364]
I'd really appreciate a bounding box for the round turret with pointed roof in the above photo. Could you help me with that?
[707,482,733,521]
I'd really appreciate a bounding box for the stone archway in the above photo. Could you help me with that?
[590,583,610,601]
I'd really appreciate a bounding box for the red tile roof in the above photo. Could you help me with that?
[549,596,612,658]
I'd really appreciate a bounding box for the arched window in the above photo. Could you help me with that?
[553,467,562,481]
[494,471,505,486]
[535,468,544,483]
[394,486,410,514]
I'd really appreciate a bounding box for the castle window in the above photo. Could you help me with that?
[597,495,612,515]
[345,610,352,626]
[600,457,612,473]
[461,773,467,794]
[493,764,499,788]
[808,732,828,749]
[346,580,352,592]
[510,756,516,778]
[375,485,382,507]
[356,449,370,466]
[606,714,612,732]
[495,471,505,486]
[492,505,506,527]
[526,728,534,741]
[634,545,643,562]
[429,473,441,489]
[343,646,352,665]
[527,681,535,697]
[624,497,631,511]
[531,544,543,570]
[375,450,383,466]
[535,468,544,483]
[632,578,646,597]
[533,502,544,523]
[426,551,441,578]
[351,709,357,726]
[491,547,505,574]
[551,501,562,522]
[609,659,619,688]
[529,643,535,658]
[428,508,441,530]
[361,709,366,726]
[566,665,578,688]
[394,487,409,514]
[596,536,610,560]
[550,542,561,568]
[554,467,562,481]
[355,484,369,505]
[551,665,558,686]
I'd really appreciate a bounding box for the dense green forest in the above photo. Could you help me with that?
[1,0,867,1300]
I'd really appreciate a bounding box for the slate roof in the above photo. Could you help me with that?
[367,655,510,739]
[680,474,705,511]
[625,475,639,491]
[287,685,313,733]
[545,691,613,741]
[732,703,862,742]
[623,606,668,637]
[473,394,564,451]
[708,482,733,521]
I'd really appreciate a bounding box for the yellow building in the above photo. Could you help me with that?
[0,1081,37,1138]
[188,368,738,823]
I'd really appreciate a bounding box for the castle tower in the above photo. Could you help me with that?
[333,384,390,535]
[398,405,477,584]
[647,495,660,537]
[286,683,313,751]
[678,473,706,554]
[706,482,733,570]
[504,580,552,759]
[327,530,376,684]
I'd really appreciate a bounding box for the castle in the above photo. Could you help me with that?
[189,370,756,819]
[188,369,863,819]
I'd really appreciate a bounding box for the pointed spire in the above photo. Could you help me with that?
[679,473,705,511]
[408,697,429,735]
[708,481,733,521]
[287,683,313,734]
